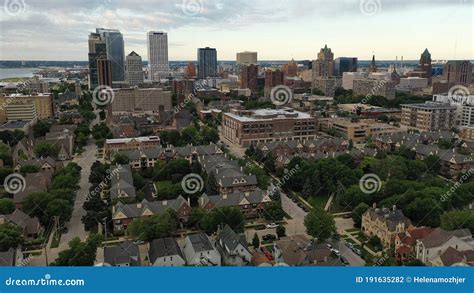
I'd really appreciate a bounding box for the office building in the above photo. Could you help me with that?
[401,102,457,131]
[198,47,218,79]
[110,88,172,114]
[443,60,473,86]
[342,72,367,90]
[97,57,113,87]
[87,32,107,89]
[220,108,317,147]
[96,28,125,82]
[147,31,169,80]
[353,79,396,100]
[312,45,334,78]
[312,77,337,97]
[236,51,257,66]
[334,57,358,76]
[0,94,53,123]
[240,64,258,95]
[126,51,144,86]
[282,59,298,77]
[264,69,284,98]
[433,94,474,126]
[185,62,197,79]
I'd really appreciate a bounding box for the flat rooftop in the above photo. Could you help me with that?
[401,102,457,110]
[106,136,160,144]
[224,108,313,122]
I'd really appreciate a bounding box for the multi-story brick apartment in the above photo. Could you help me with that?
[319,118,405,143]
[361,204,413,248]
[256,138,348,157]
[110,87,172,114]
[0,93,53,123]
[220,108,317,147]
[104,136,161,158]
[352,78,396,100]
[400,102,457,131]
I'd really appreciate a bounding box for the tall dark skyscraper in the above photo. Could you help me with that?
[88,33,106,89]
[197,47,217,79]
[419,48,432,81]
[96,28,125,82]
[334,57,358,76]
[240,64,259,95]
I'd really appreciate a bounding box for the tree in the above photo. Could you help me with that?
[0,198,15,214]
[252,233,260,248]
[186,208,207,229]
[352,202,370,227]
[201,207,245,234]
[263,152,276,173]
[32,120,51,138]
[263,202,285,221]
[53,234,103,266]
[206,171,218,195]
[424,155,441,175]
[0,224,23,251]
[112,153,130,165]
[19,165,40,174]
[127,210,178,241]
[304,208,337,242]
[276,225,286,238]
[440,211,474,233]
[34,143,59,158]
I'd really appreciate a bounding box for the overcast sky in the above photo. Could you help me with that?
[0,0,472,61]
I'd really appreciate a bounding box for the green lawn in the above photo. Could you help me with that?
[307,195,330,209]
[154,180,174,190]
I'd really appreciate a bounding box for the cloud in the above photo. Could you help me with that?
[0,0,470,60]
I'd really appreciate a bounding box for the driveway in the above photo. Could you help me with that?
[331,239,366,266]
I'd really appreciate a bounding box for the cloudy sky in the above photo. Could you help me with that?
[0,0,472,61]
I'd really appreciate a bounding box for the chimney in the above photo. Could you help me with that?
[136,203,142,209]
[223,194,227,199]
[187,197,190,206]
[392,205,396,212]
[162,200,167,206]
[372,203,376,209]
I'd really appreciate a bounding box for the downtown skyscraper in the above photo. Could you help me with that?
[197,47,217,79]
[96,28,125,82]
[147,31,169,81]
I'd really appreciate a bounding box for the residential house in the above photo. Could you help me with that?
[273,235,343,266]
[361,204,413,248]
[199,188,271,218]
[394,227,433,261]
[415,227,473,264]
[148,237,186,266]
[103,241,141,266]
[13,157,62,173]
[13,171,52,209]
[109,165,136,200]
[182,233,221,266]
[0,209,43,240]
[431,247,474,266]
[216,225,251,266]
[112,196,192,231]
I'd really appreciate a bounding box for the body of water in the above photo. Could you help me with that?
[0,68,38,80]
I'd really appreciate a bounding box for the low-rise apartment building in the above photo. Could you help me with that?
[401,102,457,131]
[220,108,317,147]
[110,88,172,114]
[0,93,53,123]
[104,136,161,158]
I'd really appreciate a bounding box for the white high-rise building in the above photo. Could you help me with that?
[147,31,169,81]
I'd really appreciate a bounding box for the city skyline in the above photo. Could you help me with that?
[1,0,472,61]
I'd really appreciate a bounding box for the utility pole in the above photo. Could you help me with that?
[102,217,107,243]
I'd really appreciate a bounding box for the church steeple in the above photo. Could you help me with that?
[368,54,377,73]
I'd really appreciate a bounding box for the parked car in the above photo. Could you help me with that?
[326,243,333,249]
[262,234,277,241]
[255,224,266,230]
[260,246,274,261]
[291,197,297,203]
[352,248,362,256]
[343,213,352,219]
[330,248,340,256]
[346,242,354,249]
[266,223,278,229]
[340,256,349,265]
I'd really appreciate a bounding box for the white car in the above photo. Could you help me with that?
[265,223,278,229]
[331,248,341,256]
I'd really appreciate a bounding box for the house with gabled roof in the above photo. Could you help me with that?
[103,241,141,266]
[199,188,271,218]
[182,233,221,266]
[415,227,473,264]
[0,209,43,240]
[112,196,192,231]
[109,164,136,200]
[148,237,186,266]
[216,225,251,266]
